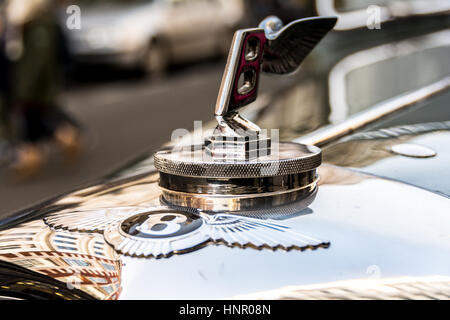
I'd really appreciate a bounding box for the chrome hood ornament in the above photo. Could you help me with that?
[45,207,329,258]
[44,16,337,259]
[209,16,337,161]
[154,15,337,213]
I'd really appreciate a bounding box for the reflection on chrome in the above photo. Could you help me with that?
[52,173,161,210]
[316,0,450,30]
[0,220,122,299]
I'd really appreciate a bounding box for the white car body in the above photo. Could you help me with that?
[64,0,244,69]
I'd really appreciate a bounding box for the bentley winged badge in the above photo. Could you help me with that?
[45,15,337,258]
[45,206,329,258]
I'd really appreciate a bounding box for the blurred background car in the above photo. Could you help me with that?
[63,0,244,74]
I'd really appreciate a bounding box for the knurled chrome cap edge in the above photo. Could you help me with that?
[154,142,322,178]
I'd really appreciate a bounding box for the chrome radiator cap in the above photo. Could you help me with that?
[154,16,336,213]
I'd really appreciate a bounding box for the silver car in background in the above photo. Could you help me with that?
[64,0,244,73]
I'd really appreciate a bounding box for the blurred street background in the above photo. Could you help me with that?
[0,58,298,216]
[0,0,311,217]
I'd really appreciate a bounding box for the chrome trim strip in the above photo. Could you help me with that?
[316,0,450,30]
[295,30,450,147]
[231,276,450,300]
[295,77,450,147]
[339,121,450,142]
[329,30,450,124]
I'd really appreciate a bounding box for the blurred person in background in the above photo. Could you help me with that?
[0,3,12,160]
[5,0,81,178]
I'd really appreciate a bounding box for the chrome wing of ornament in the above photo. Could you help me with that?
[44,206,150,232]
[260,16,338,75]
[44,206,329,258]
[204,214,328,250]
